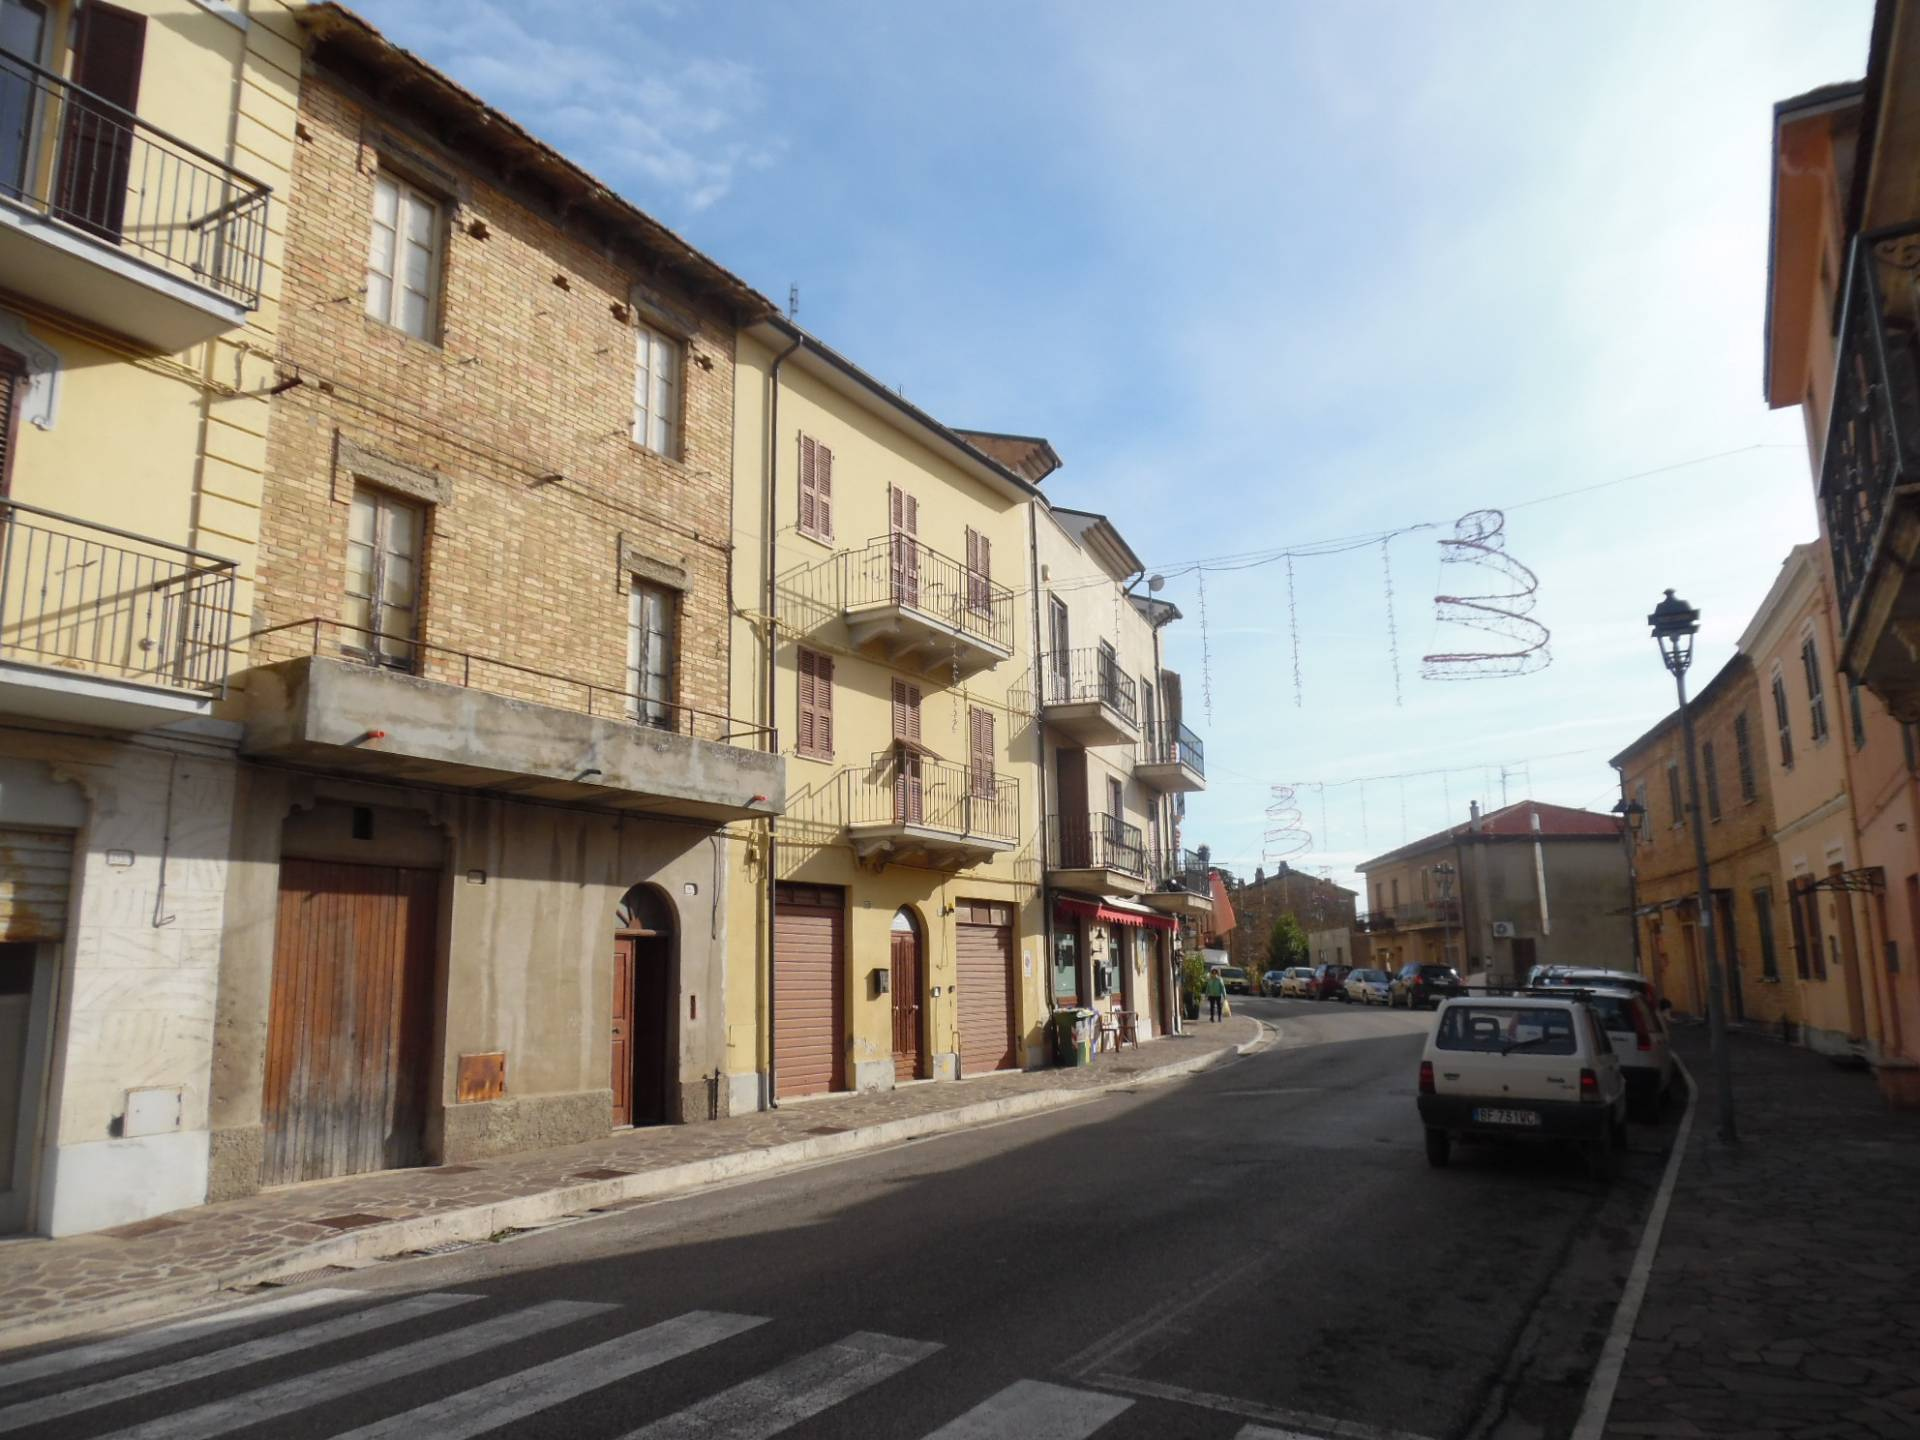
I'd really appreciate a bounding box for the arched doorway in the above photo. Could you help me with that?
[613,884,676,1127]
[890,907,925,1081]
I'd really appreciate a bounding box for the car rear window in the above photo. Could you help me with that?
[1418,966,1455,979]
[1587,995,1640,1031]
[1435,1005,1578,1055]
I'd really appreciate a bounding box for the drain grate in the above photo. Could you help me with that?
[307,1212,393,1231]
[570,1167,630,1181]
[259,1265,352,1288]
[407,1239,478,1258]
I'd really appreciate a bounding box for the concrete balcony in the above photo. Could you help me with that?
[1135,723,1205,793]
[844,750,1018,869]
[839,535,1015,681]
[1361,899,1459,933]
[1821,222,1920,720]
[0,500,237,730]
[0,53,271,352]
[238,621,783,823]
[1142,848,1213,920]
[1047,811,1147,897]
[1040,648,1139,747]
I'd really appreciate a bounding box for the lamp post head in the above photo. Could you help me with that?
[1648,588,1699,677]
[1611,796,1647,838]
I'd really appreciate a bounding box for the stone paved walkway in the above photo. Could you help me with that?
[0,1015,1257,1347]
[1604,1026,1920,1440]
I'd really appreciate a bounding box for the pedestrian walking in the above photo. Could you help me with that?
[1204,967,1226,1023]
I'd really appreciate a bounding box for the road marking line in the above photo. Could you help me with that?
[1234,1426,1324,1440]
[619,1330,941,1439]
[97,1298,614,1440]
[1569,1053,1699,1440]
[0,1292,476,1432]
[0,1288,357,1391]
[333,1310,768,1439]
[1088,1374,1439,1440]
[1057,1255,1255,1380]
[920,1378,1130,1438]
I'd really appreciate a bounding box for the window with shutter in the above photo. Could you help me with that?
[0,349,21,495]
[1802,637,1829,742]
[1666,763,1684,827]
[888,486,919,605]
[627,579,678,728]
[1703,741,1721,820]
[891,678,922,741]
[965,527,992,617]
[969,706,995,799]
[1773,674,1795,768]
[797,434,833,541]
[344,484,424,670]
[1734,713,1757,802]
[796,648,833,759]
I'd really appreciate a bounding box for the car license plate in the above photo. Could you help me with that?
[1472,1107,1542,1127]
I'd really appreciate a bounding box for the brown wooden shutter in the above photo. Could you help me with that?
[798,435,817,536]
[816,440,833,538]
[796,649,834,759]
[795,652,813,755]
[905,491,917,535]
[0,361,18,496]
[970,706,995,798]
[892,678,921,741]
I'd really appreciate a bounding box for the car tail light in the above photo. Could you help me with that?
[1419,1061,1435,1095]
[1579,1067,1600,1101]
[1631,1003,1652,1051]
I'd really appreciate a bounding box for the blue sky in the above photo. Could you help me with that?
[357,0,1872,899]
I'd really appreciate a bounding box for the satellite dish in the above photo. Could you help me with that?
[1148,574,1165,592]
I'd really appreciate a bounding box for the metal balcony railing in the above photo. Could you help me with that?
[1048,811,1146,878]
[849,749,1020,844]
[0,500,237,695]
[1139,721,1205,776]
[1820,221,1920,636]
[242,617,772,747]
[1362,898,1459,930]
[1040,647,1139,727]
[845,533,1015,652]
[1149,847,1211,895]
[0,50,271,306]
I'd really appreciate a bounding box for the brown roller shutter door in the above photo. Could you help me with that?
[955,899,1016,1075]
[775,883,846,1097]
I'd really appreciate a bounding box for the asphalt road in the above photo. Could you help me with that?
[2,995,1674,1440]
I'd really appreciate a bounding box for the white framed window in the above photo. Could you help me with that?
[366,171,442,340]
[627,579,677,728]
[632,321,682,458]
[344,485,423,669]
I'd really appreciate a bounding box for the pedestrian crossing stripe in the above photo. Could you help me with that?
[922,1378,1133,1438]
[0,1291,476,1433]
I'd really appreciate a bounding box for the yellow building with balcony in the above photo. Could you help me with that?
[0,0,298,1234]
[728,320,1050,1102]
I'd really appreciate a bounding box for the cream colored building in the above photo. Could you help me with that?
[728,320,1050,1101]
[0,0,299,1234]
[1031,504,1208,1035]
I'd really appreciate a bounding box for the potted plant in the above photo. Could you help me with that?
[1180,951,1208,1021]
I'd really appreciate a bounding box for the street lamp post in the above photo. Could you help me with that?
[1433,862,1457,976]
[1648,589,1737,1144]
[1610,796,1647,976]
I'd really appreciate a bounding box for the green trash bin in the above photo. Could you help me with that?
[1051,1008,1091,1067]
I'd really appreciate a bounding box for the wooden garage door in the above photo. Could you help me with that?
[261,860,439,1187]
[775,883,845,1098]
[955,900,1015,1075]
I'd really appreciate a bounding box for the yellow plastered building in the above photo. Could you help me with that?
[0,0,301,1234]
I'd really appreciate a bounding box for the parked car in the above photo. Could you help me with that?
[1344,968,1394,1005]
[1309,962,1352,1000]
[1549,968,1656,1007]
[1260,969,1287,996]
[1581,985,1674,1119]
[1417,994,1628,1178]
[1219,966,1252,995]
[1525,964,1574,988]
[1279,966,1319,998]
[1390,962,1466,1010]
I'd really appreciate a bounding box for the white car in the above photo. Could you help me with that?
[1580,985,1675,1119]
[1279,966,1318,998]
[1417,994,1629,1179]
[1343,968,1393,1005]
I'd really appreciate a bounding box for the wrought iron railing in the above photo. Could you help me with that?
[1361,898,1459,931]
[1139,721,1205,776]
[241,617,772,747]
[1149,847,1212,896]
[1040,647,1139,728]
[0,500,237,694]
[0,50,271,306]
[1048,811,1146,877]
[844,533,1015,653]
[1820,221,1920,637]
[848,749,1020,844]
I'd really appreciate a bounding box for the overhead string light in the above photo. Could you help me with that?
[1421,509,1550,680]
[1286,554,1303,707]
[1264,785,1311,866]
[1381,538,1404,707]
[1196,566,1215,724]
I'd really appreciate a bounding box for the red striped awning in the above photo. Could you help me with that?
[1055,897,1177,932]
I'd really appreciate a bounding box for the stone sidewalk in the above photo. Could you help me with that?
[0,1014,1261,1352]
[1603,1026,1920,1440]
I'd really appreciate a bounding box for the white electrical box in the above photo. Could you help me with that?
[124,1086,183,1137]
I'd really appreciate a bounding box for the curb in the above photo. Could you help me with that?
[1569,1055,1699,1440]
[2,1026,1261,1354]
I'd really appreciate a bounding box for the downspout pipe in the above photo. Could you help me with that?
[1030,500,1055,1051]
[764,333,803,1107]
